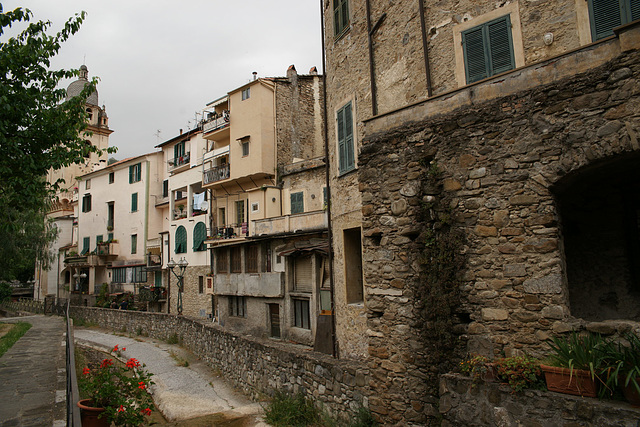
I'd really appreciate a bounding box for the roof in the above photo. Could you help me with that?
[155,127,202,149]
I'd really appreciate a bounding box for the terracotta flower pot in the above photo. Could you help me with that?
[540,365,598,397]
[77,399,110,427]
[622,378,640,407]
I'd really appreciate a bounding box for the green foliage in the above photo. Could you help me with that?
[166,333,179,345]
[0,281,12,302]
[349,407,378,427]
[600,333,640,397]
[546,332,609,377]
[264,392,320,427]
[0,6,116,280]
[494,355,545,393]
[95,283,109,307]
[460,354,492,381]
[0,321,32,357]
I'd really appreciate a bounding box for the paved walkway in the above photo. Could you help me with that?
[0,315,67,427]
[74,327,266,425]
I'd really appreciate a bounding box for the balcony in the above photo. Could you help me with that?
[202,111,229,135]
[168,152,190,173]
[253,210,328,236]
[207,223,249,244]
[97,242,119,257]
[203,163,230,185]
[215,272,284,298]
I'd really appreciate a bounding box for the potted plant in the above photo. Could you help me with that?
[602,332,640,405]
[460,354,497,383]
[540,332,608,397]
[494,355,545,393]
[78,345,154,426]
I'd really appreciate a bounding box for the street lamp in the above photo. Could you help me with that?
[167,257,188,315]
[73,272,87,293]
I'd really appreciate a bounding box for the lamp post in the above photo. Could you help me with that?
[73,271,87,292]
[167,257,188,315]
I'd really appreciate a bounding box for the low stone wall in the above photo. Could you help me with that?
[69,307,370,421]
[439,374,640,426]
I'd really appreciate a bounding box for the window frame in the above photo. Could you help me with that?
[236,200,245,225]
[290,191,304,215]
[336,101,355,175]
[292,298,311,329]
[588,0,639,41]
[175,225,187,254]
[131,192,138,213]
[333,0,350,38]
[229,296,246,317]
[131,234,137,254]
[81,236,90,255]
[82,194,92,212]
[241,87,250,101]
[230,246,242,273]
[129,163,142,183]
[217,249,228,273]
[246,245,259,273]
[193,221,207,252]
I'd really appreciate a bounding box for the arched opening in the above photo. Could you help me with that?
[553,153,640,321]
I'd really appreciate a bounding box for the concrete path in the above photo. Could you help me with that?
[74,327,266,425]
[0,315,67,427]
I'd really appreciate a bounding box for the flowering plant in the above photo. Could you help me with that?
[79,345,155,426]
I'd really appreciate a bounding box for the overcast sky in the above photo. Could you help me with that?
[2,1,323,160]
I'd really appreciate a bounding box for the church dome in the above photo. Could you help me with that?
[66,65,99,106]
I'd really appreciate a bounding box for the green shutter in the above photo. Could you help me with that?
[630,0,640,20]
[590,0,623,40]
[96,235,103,251]
[155,272,162,287]
[129,165,134,183]
[193,222,206,251]
[176,226,187,254]
[463,16,514,84]
[108,233,114,241]
[334,0,349,36]
[337,102,354,174]
[81,237,90,255]
[291,192,304,215]
[487,16,515,76]
[131,193,138,212]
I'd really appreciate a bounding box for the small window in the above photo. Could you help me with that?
[129,163,142,183]
[229,296,246,317]
[131,234,137,254]
[588,0,640,41]
[108,172,114,184]
[219,207,226,226]
[162,180,169,198]
[231,246,242,273]
[293,298,310,329]
[82,194,92,212]
[96,235,103,250]
[246,245,259,273]
[242,140,250,157]
[198,276,204,294]
[242,87,250,100]
[131,193,138,212]
[175,226,187,254]
[333,0,350,37]
[461,15,515,84]
[290,192,304,215]
[236,200,245,225]
[85,179,91,190]
[251,202,259,212]
[337,102,355,174]
[217,249,228,273]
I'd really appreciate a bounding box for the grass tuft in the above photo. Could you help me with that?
[0,322,32,358]
[264,392,320,427]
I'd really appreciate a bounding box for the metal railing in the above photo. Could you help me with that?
[203,164,230,184]
[168,152,191,172]
[65,300,82,426]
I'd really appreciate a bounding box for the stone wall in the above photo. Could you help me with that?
[439,374,640,426]
[357,28,640,425]
[69,307,370,422]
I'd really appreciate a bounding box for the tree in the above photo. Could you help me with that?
[0,5,114,280]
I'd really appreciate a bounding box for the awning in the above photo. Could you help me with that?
[276,238,329,257]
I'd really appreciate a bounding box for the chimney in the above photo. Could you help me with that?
[180,129,183,135]
[287,64,297,82]
[252,71,257,81]
[309,66,318,75]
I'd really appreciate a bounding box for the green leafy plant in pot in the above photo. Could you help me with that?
[541,332,608,397]
[601,332,640,405]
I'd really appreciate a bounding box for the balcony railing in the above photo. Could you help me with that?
[253,210,328,236]
[208,223,249,241]
[202,111,230,134]
[203,164,230,185]
[168,152,190,172]
[97,242,119,257]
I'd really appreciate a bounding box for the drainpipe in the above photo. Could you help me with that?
[365,0,386,116]
[320,0,338,359]
[418,0,433,97]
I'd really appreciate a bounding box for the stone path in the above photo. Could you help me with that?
[74,327,266,425]
[0,315,66,427]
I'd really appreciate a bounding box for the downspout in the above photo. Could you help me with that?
[418,0,433,97]
[365,0,386,116]
[320,0,338,359]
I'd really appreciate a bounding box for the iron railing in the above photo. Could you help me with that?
[203,164,230,184]
[65,300,82,426]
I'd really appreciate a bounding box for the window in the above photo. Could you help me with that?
[129,163,141,183]
[229,296,246,317]
[154,271,162,287]
[236,200,245,225]
[290,192,304,215]
[174,141,185,160]
[109,172,114,184]
[293,298,310,329]
[241,87,250,100]
[131,234,137,254]
[82,194,92,212]
[96,235,103,250]
[294,256,313,293]
[217,249,228,273]
[230,246,242,273]
[337,102,355,174]
[198,276,204,294]
[107,202,114,230]
[112,267,127,283]
[589,0,640,40]
[162,180,168,197]
[462,15,515,84]
[81,237,90,255]
[132,266,147,283]
[107,232,114,241]
[344,227,364,303]
[175,226,187,253]
[219,207,226,226]
[85,179,91,190]
[193,221,207,252]
[246,245,259,273]
[334,0,350,37]
[242,140,249,157]
[251,202,259,212]
[131,193,138,212]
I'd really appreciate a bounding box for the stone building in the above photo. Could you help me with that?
[323,0,640,424]
[203,66,328,347]
[35,65,113,301]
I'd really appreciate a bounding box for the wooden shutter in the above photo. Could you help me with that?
[487,16,515,76]
[82,237,90,255]
[463,26,488,83]
[630,0,640,21]
[131,193,138,212]
[294,256,313,293]
[290,192,304,214]
[337,106,347,173]
[193,222,206,251]
[590,0,623,40]
[463,16,514,84]
[129,165,134,183]
[337,102,353,174]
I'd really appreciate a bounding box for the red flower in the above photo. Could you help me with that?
[112,345,119,352]
[122,347,126,351]
[117,405,125,412]
[141,407,152,416]
[82,367,90,375]
[100,359,113,368]
[126,358,141,368]
[138,381,146,389]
